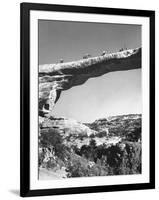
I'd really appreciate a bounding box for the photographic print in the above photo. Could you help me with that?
[20,3,155,197]
[38,21,142,180]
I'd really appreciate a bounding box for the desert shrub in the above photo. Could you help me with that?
[106,145,123,167]
[71,145,80,154]
[39,129,72,171]
[81,139,97,161]
[38,149,45,167]
[66,153,109,177]
[103,142,142,175]
[45,159,57,169]
[39,129,68,160]
[90,133,95,138]
[88,164,108,176]
[66,154,90,177]
[89,139,97,149]
[78,141,141,176]
[122,141,142,174]
[125,127,141,142]
[56,158,65,169]
[45,157,65,170]
[96,131,108,138]
[44,157,65,170]
[105,142,142,175]
[80,145,91,159]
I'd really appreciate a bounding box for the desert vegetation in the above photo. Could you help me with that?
[38,114,142,179]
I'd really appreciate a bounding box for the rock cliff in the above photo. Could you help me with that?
[39,48,141,116]
[39,114,141,148]
[39,116,93,137]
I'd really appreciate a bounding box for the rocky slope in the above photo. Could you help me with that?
[39,48,141,115]
[39,114,142,179]
[39,114,141,148]
[85,114,141,140]
[39,116,94,137]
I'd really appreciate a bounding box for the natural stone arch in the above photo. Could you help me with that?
[39,48,141,116]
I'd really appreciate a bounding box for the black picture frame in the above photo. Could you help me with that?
[20,2,155,197]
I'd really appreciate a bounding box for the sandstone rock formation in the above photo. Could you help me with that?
[39,116,94,137]
[39,114,141,148]
[39,48,141,116]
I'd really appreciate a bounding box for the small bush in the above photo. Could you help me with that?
[66,153,108,177]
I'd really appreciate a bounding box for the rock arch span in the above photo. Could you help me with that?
[39,48,141,116]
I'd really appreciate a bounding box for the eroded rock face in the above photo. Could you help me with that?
[39,48,141,116]
[39,114,141,148]
[39,116,94,137]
